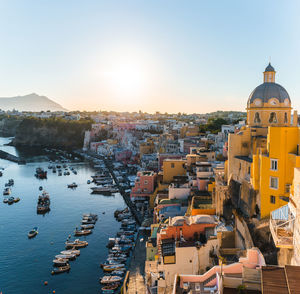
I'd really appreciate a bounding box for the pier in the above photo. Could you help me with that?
[0,150,25,164]
[77,150,144,225]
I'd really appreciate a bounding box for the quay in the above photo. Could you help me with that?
[76,150,144,225]
[0,150,25,164]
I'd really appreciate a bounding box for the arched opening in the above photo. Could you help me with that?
[254,112,261,123]
[269,112,278,123]
[284,112,288,124]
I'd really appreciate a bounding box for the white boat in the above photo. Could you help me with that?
[80,224,94,229]
[100,275,123,284]
[60,249,80,256]
[53,258,68,266]
[55,254,76,260]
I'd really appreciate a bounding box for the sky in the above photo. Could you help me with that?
[0,0,299,113]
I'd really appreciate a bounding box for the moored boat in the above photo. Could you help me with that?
[37,191,50,214]
[3,187,11,195]
[60,249,80,256]
[51,264,70,275]
[7,197,14,205]
[101,283,120,293]
[80,224,94,229]
[65,239,88,249]
[100,275,123,284]
[55,254,76,260]
[74,229,92,236]
[67,182,78,188]
[53,258,68,266]
[28,227,38,238]
[102,264,125,272]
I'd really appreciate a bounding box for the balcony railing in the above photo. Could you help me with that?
[269,206,294,249]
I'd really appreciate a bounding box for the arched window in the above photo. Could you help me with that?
[284,112,288,123]
[254,112,261,123]
[269,112,278,123]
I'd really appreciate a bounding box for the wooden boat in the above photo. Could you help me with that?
[3,198,8,203]
[81,219,96,225]
[82,213,98,220]
[101,283,120,293]
[14,197,20,203]
[100,275,123,284]
[37,191,50,214]
[53,258,68,266]
[65,239,88,249]
[3,187,11,195]
[80,224,94,229]
[102,264,125,272]
[60,249,80,256]
[35,167,47,179]
[51,264,70,275]
[39,186,43,191]
[67,182,78,188]
[111,270,125,276]
[74,229,92,236]
[8,197,14,205]
[28,227,38,238]
[55,254,76,260]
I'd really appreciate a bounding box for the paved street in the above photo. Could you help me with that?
[127,232,147,294]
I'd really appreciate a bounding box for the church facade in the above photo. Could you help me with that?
[226,63,300,218]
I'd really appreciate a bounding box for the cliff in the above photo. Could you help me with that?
[12,117,92,149]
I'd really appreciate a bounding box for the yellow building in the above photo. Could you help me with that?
[162,159,186,183]
[227,63,300,218]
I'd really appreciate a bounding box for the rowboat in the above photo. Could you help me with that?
[28,227,38,239]
[100,275,123,284]
[51,264,70,275]
[65,239,88,249]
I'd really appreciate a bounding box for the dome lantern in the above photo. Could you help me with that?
[263,63,275,83]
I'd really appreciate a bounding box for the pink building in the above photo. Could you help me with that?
[115,149,132,163]
[130,171,157,201]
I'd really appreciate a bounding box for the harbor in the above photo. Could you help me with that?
[0,137,133,294]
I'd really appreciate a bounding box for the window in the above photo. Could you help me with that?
[144,188,148,192]
[270,159,278,171]
[248,166,251,174]
[171,163,175,168]
[269,112,278,123]
[284,112,288,124]
[144,180,148,185]
[270,195,276,204]
[270,177,278,189]
[285,184,291,194]
[254,112,261,123]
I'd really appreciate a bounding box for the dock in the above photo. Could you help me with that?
[77,150,143,225]
[0,150,25,164]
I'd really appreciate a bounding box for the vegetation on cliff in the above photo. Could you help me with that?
[12,117,92,149]
[0,115,23,137]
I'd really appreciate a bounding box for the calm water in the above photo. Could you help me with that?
[0,138,126,294]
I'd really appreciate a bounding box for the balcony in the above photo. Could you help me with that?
[269,205,294,249]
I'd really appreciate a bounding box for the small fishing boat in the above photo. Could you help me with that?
[3,187,11,195]
[111,270,125,276]
[65,239,88,249]
[60,249,80,256]
[51,264,70,275]
[80,224,94,229]
[82,213,98,220]
[100,275,123,284]
[7,197,14,205]
[81,219,96,225]
[55,254,76,260]
[3,198,8,203]
[101,283,120,293]
[67,182,78,188]
[28,227,38,238]
[35,167,47,179]
[39,186,43,191]
[102,264,125,272]
[74,229,92,236]
[14,197,20,203]
[53,258,68,266]
[87,180,91,184]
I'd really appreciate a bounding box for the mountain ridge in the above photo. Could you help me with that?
[0,93,68,112]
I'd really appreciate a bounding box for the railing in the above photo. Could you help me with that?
[269,218,294,249]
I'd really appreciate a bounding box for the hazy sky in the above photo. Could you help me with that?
[0,0,299,113]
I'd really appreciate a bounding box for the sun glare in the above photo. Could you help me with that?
[105,61,147,99]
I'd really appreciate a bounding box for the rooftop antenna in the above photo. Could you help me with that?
[269,56,271,64]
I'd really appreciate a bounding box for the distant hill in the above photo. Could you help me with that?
[0,93,67,112]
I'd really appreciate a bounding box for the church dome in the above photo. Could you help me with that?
[248,82,290,105]
[247,63,291,107]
